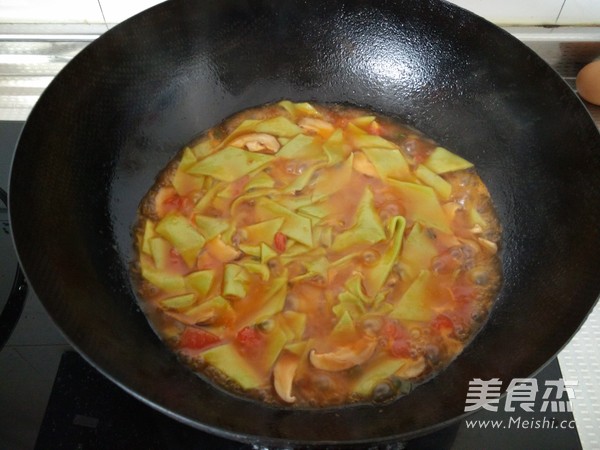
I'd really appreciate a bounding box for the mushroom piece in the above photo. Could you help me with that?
[353,152,378,177]
[230,133,281,153]
[395,357,426,379]
[441,202,462,221]
[477,237,498,254]
[298,117,335,136]
[309,337,377,372]
[273,352,299,403]
[468,224,483,234]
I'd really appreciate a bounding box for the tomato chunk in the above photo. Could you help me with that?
[161,194,193,216]
[382,321,412,358]
[235,326,265,355]
[451,283,477,303]
[230,175,250,197]
[274,232,287,252]
[431,314,454,332]
[368,121,382,135]
[178,327,220,350]
[168,247,184,264]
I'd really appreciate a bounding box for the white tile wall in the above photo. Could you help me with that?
[446,0,565,25]
[100,0,163,25]
[0,0,598,26]
[558,0,600,25]
[0,0,104,24]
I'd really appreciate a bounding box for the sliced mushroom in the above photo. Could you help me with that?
[459,238,481,255]
[477,237,498,254]
[353,152,378,177]
[395,357,426,379]
[273,352,299,403]
[309,337,377,372]
[441,202,462,221]
[230,133,280,153]
[468,224,483,234]
[298,117,335,137]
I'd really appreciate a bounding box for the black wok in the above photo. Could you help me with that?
[9,0,600,446]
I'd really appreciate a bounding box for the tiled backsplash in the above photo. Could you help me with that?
[452,0,565,25]
[0,0,105,24]
[0,0,599,27]
[558,0,600,25]
[99,0,162,25]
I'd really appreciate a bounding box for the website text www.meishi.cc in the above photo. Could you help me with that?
[465,416,576,430]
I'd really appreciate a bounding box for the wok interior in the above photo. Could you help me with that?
[9,0,600,444]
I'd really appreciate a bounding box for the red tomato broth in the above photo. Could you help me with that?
[132,101,502,407]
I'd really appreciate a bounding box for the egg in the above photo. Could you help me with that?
[576,60,600,106]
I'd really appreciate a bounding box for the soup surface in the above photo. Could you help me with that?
[133,101,501,406]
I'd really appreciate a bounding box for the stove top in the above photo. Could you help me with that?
[0,120,587,449]
[1,27,600,449]
[35,351,580,449]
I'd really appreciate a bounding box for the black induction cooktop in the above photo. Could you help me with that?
[1,120,582,449]
[0,121,27,350]
[35,351,581,449]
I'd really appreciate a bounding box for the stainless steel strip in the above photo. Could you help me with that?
[0,35,101,42]
[0,30,597,123]
[0,39,91,119]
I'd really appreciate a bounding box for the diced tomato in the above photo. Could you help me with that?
[164,194,184,208]
[236,326,263,346]
[451,283,477,303]
[413,152,428,164]
[169,248,181,263]
[162,194,193,215]
[431,314,454,332]
[382,321,412,358]
[274,232,287,252]
[178,327,220,350]
[390,339,411,358]
[166,248,188,273]
[431,251,460,275]
[382,321,398,340]
[334,117,349,129]
[235,326,265,354]
[382,321,408,339]
[368,121,382,135]
[230,175,249,198]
